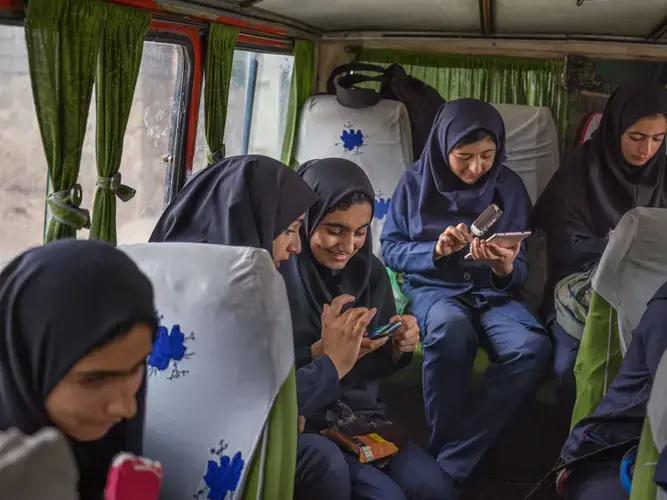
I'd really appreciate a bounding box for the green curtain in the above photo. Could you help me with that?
[359,49,568,145]
[281,39,315,168]
[25,0,104,242]
[204,23,239,164]
[90,4,151,244]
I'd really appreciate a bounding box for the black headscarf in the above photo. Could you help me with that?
[533,83,667,307]
[149,155,318,254]
[414,98,506,215]
[535,82,667,237]
[281,158,395,352]
[0,239,158,499]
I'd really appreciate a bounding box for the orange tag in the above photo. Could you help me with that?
[321,430,398,463]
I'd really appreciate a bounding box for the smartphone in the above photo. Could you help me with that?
[486,231,532,248]
[365,321,403,340]
[464,231,531,259]
[470,204,503,238]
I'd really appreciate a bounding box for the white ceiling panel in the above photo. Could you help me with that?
[495,0,667,37]
[254,0,480,32]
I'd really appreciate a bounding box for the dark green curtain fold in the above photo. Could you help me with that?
[360,49,568,145]
[90,3,151,244]
[25,0,104,242]
[281,39,315,168]
[204,23,239,164]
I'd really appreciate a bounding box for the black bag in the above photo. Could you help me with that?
[326,62,446,160]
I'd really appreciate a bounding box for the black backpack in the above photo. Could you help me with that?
[326,62,446,160]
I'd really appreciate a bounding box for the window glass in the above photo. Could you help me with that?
[193,50,294,173]
[78,41,185,243]
[0,25,49,266]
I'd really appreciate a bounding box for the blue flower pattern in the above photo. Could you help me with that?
[194,441,244,500]
[341,128,364,151]
[374,197,391,220]
[147,322,194,379]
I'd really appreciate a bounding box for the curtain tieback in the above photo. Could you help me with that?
[47,184,91,230]
[207,145,226,165]
[96,172,136,202]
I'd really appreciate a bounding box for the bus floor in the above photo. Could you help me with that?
[379,382,570,500]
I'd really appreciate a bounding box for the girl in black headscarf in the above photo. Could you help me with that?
[282,158,458,500]
[0,239,158,500]
[150,155,319,268]
[533,82,667,404]
[150,155,375,499]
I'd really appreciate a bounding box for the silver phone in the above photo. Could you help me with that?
[470,204,502,238]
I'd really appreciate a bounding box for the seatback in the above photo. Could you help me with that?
[494,104,560,309]
[294,94,414,261]
[494,103,559,205]
[0,428,78,500]
[648,350,667,500]
[121,243,294,500]
[592,208,667,355]
[572,111,603,149]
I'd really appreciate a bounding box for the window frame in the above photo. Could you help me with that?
[226,42,295,158]
[144,28,196,206]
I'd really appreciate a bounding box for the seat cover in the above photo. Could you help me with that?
[0,427,78,500]
[649,351,667,460]
[494,103,559,205]
[592,208,667,355]
[294,94,413,260]
[648,351,667,500]
[494,104,560,309]
[121,243,294,500]
[572,111,603,149]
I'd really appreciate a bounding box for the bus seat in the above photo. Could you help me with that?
[634,348,667,500]
[593,207,667,355]
[294,94,413,262]
[630,417,659,500]
[494,103,560,312]
[121,243,297,500]
[570,291,622,428]
[571,208,667,427]
[572,111,603,149]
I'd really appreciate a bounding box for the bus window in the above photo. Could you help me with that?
[0,24,49,266]
[192,49,294,173]
[78,40,190,244]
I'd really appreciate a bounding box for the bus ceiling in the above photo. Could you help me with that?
[164,0,667,41]
[4,0,667,54]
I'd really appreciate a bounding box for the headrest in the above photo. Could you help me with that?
[0,427,78,499]
[649,350,667,454]
[592,207,667,354]
[121,242,294,500]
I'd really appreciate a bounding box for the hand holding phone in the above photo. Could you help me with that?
[365,321,403,340]
[464,231,531,259]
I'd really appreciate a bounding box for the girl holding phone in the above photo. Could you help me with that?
[281,158,456,500]
[381,99,551,491]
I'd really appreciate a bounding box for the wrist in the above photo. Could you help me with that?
[311,341,324,360]
[390,340,403,362]
[491,263,513,277]
[326,354,347,380]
